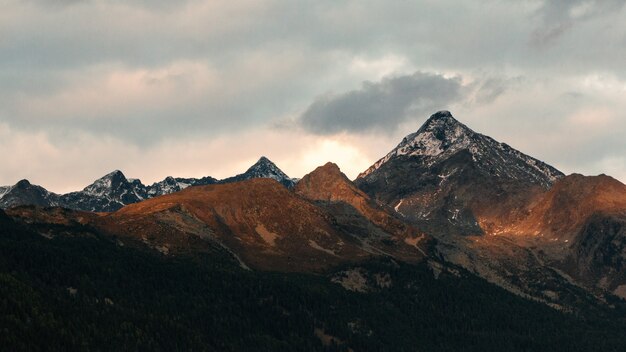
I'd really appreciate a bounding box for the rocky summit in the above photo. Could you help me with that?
[220,156,297,188]
[356,110,564,236]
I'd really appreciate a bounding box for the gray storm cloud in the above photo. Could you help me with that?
[300,72,463,134]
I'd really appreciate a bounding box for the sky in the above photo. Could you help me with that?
[1,0,625,192]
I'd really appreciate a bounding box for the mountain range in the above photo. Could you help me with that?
[2,110,626,350]
[0,156,295,212]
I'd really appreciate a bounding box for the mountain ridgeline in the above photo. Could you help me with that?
[0,157,295,212]
[2,111,626,351]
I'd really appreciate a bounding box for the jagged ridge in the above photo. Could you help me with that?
[0,156,293,212]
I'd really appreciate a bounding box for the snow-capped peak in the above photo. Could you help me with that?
[360,111,474,176]
[358,111,563,187]
[398,110,473,157]
[220,156,296,188]
[245,156,289,180]
[82,170,130,197]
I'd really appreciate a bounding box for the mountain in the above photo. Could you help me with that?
[220,156,297,188]
[59,170,146,212]
[61,171,219,212]
[359,111,562,185]
[295,162,429,261]
[0,179,60,209]
[356,110,564,236]
[0,157,288,212]
[146,176,217,197]
[511,174,626,240]
[507,174,626,297]
[0,171,219,212]
[0,172,149,212]
[354,111,626,306]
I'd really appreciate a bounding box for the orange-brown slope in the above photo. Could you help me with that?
[99,178,373,272]
[516,174,626,292]
[295,162,429,260]
[513,174,626,241]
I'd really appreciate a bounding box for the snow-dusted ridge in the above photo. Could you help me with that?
[82,170,126,198]
[359,111,563,187]
[0,179,61,209]
[146,176,192,197]
[0,156,294,211]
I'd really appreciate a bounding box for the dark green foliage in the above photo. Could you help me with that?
[1,213,626,351]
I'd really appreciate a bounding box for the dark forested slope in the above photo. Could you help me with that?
[2,209,626,351]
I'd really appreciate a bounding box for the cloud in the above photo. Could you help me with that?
[530,0,626,47]
[24,0,86,9]
[0,48,334,145]
[297,71,520,135]
[467,76,522,105]
[0,121,383,192]
[299,72,464,134]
